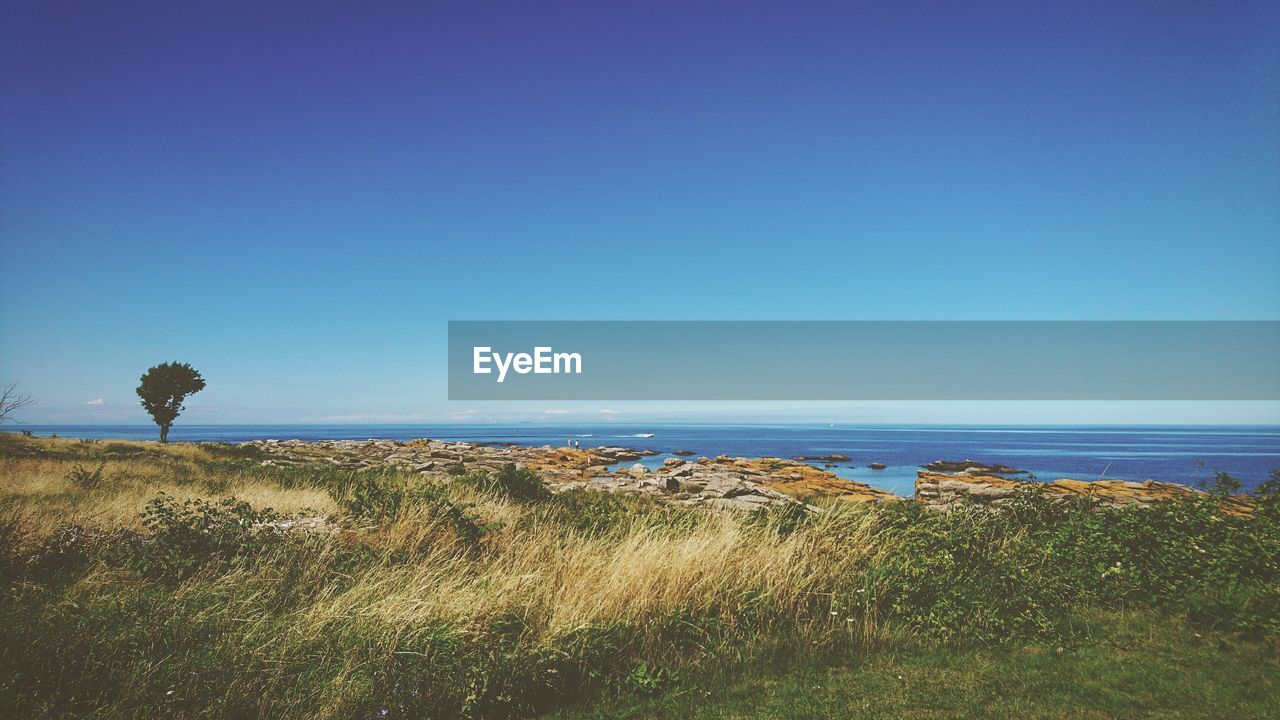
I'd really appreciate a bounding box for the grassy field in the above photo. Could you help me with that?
[1,433,1277,718]
[552,611,1278,719]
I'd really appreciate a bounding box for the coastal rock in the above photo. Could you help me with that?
[915,471,1254,518]
[922,459,1024,475]
[693,456,897,503]
[794,453,851,462]
[242,437,850,512]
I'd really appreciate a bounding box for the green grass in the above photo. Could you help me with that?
[2,433,1278,718]
[552,612,1280,719]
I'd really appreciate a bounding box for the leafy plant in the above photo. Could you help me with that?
[623,661,667,695]
[112,494,283,582]
[67,463,106,489]
[1200,471,1243,497]
[337,472,497,548]
[745,501,813,537]
[1253,470,1280,519]
[456,464,551,503]
[340,470,414,521]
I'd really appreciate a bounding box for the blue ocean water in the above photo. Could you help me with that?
[16,424,1280,496]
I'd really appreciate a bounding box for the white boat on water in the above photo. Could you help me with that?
[635,433,655,438]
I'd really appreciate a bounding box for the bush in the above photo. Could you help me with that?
[622,661,668,696]
[543,490,636,536]
[423,487,497,548]
[340,470,416,521]
[456,464,551,503]
[67,463,105,489]
[543,489,701,537]
[337,472,497,549]
[871,502,1072,642]
[865,491,1280,641]
[110,494,286,583]
[1200,471,1243,497]
[1254,470,1280,520]
[745,501,814,537]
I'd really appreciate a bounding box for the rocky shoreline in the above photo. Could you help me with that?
[247,437,895,512]
[245,438,1251,516]
[915,471,1255,518]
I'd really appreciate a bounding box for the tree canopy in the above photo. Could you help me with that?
[136,362,205,442]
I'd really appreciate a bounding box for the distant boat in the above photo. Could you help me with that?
[635,433,655,438]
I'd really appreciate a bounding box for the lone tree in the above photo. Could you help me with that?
[0,381,35,424]
[136,362,205,443]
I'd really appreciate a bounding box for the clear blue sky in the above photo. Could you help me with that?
[2,1,1277,424]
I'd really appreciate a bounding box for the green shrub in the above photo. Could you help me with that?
[336,472,497,548]
[866,491,1280,641]
[424,487,498,548]
[198,442,265,461]
[456,464,551,503]
[622,661,667,696]
[745,501,814,537]
[110,494,286,583]
[871,501,1072,642]
[1047,497,1277,612]
[544,490,636,535]
[543,489,701,537]
[340,469,415,521]
[1254,470,1280,520]
[66,463,106,489]
[1200,471,1243,497]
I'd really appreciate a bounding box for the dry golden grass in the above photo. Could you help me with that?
[0,437,337,535]
[295,501,883,650]
[1,432,887,656]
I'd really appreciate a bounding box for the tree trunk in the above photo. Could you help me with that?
[160,423,170,443]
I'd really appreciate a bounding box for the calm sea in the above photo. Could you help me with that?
[17,424,1280,496]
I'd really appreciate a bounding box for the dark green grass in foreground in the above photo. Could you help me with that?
[553,612,1280,720]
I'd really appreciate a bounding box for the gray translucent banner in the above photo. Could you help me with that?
[448,321,1280,401]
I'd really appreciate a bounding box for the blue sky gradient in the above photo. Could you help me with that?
[2,1,1277,424]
